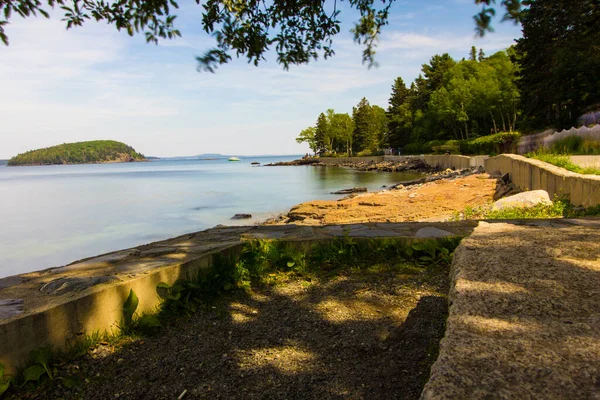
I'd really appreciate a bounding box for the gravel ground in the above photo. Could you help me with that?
[16,264,449,400]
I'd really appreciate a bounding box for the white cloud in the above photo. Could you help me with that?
[0,8,522,158]
[378,31,516,54]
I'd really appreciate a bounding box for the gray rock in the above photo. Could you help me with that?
[139,247,177,258]
[40,276,118,295]
[231,213,252,219]
[0,276,24,290]
[331,187,368,195]
[0,299,24,319]
[492,190,552,211]
[415,227,455,238]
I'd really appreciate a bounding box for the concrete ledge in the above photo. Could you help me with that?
[315,155,426,165]
[485,154,600,206]
[422,219,600,399]
[424,155,487,170]
[0,222,475,372]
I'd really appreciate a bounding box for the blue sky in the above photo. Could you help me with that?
[0,0,523,158]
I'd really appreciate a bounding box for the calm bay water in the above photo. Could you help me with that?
[0,156,421,278]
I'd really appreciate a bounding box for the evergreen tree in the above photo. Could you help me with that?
[478,48,485,62]
[515,0,600,129]
[314,113,329,155]
[470,46,477,61]
[352,98,376,154]
[372,105,388,149]
[386,77,413,149]
[388,77,411,110]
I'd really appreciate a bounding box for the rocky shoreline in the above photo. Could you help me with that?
[265,157,433,173]
[263,167,496,225]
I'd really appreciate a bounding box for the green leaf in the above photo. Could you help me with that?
[223,282,233,291]
[167,292,181,301]
[187,283,203,289]
[0,379,9,396]
[23,364,46,383]
[31,347,51,368]
[31,346,53,379]
[411,242,426,251]
[123,289,139,326]
[287,261,295,268]
[156,282,171,289]
[138,314,162,329]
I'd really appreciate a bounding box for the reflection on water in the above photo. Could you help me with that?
[0,157,422,277]
[310,166,416,189]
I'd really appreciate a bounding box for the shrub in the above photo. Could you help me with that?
[403,143,423,155]
[550,136,600,155]
[459,131,521,155]
[356,149,384,157]
[420,140,444,154]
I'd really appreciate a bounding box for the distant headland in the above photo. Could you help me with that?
[7,140,146,166]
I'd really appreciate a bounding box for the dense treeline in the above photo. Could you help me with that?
[297,1,600,156]
[515,0,600,130]
[8,140,145,166]
[386,48,520,153]
[296,101,386,156]
[297,48,521,155]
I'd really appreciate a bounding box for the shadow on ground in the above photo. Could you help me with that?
[24,266,450,400]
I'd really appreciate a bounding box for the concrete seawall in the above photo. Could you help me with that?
[485,154,600,207]
[423,155,488,170]
[316,155,425,164]
[315,155,488,170]
[0,222,475,373]
[315,156,384,164]
[0,242,242,374]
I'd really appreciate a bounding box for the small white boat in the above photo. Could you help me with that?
[228,157,240,162]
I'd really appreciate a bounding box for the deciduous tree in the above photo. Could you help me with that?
[0,0,523,71]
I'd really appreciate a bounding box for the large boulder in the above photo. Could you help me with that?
[492,190,552,211]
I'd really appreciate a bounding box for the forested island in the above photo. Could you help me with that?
[8,140,145,166]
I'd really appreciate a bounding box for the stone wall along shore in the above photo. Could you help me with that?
[485,154,600,207]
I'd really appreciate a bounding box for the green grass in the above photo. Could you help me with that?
[526,150,600,175]
[550,136,600,155]
[452,197,600,221]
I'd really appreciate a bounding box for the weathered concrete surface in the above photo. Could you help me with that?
[424,155,471,170]
[422,218,600,399]
[0,222,475,372]
[485,154,600,207]
[571,155,600,169]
